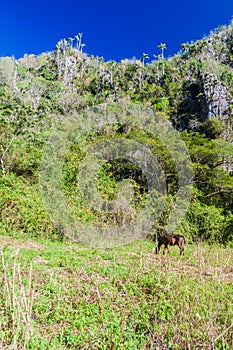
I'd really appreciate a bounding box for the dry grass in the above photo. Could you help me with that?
[0,249,36,349]
[0,238,232,349]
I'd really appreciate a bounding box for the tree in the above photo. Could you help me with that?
[140,53,149,66]
[68,37,75,48]
[157,43,167,59]
[157,43,167,75]
[75,33,85,52]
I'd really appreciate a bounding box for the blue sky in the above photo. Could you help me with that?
[0,0,233,61]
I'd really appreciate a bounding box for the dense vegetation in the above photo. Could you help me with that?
[0,20,233,350]
[1,22,233,244]
[0,239,232,349]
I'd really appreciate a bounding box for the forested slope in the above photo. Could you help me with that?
[1,22,233,244]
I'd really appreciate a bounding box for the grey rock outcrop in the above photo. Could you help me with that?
[202,73,231,119]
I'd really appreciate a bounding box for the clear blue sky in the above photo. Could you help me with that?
[1,0,233,61]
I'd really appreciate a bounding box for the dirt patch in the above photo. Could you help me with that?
[0,236,44,250]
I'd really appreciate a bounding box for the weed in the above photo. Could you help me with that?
[0,238,232,349]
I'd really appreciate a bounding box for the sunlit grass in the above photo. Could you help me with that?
[0,237,232,349]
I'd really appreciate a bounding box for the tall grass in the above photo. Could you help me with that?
[0,249,36,349]
[0,240,232,349]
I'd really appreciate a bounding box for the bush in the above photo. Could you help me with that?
[0,173,55,239]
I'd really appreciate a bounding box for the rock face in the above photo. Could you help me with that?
[175,20,233,133]
[177,80,208,130]
[202,73,230,119]
[176,74,232,131]
[177,72,232,130]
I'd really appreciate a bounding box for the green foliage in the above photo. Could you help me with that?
[0,242,232,348]
[0,173,55,238]
[202,118,224,139]
[1,23,233,350]
[0,22,233,244]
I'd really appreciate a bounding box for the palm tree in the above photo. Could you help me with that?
[181,43,189,54]
[157,43,167,59]
[140,53,149,66]
[68,37,75,48]
[75,33,84,51]
[157,43,167,75]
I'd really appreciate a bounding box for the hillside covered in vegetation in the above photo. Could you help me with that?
[1,22,233,244]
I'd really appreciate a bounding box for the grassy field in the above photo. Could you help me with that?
[0,236,232,349]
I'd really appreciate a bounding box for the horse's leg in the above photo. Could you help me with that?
[179,242,184,256]
[163,243,169,254]
[156,242,161,254]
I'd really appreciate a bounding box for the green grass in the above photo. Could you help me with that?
[0,237,232,349]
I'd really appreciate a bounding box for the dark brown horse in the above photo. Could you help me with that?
[156,233,186,256]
